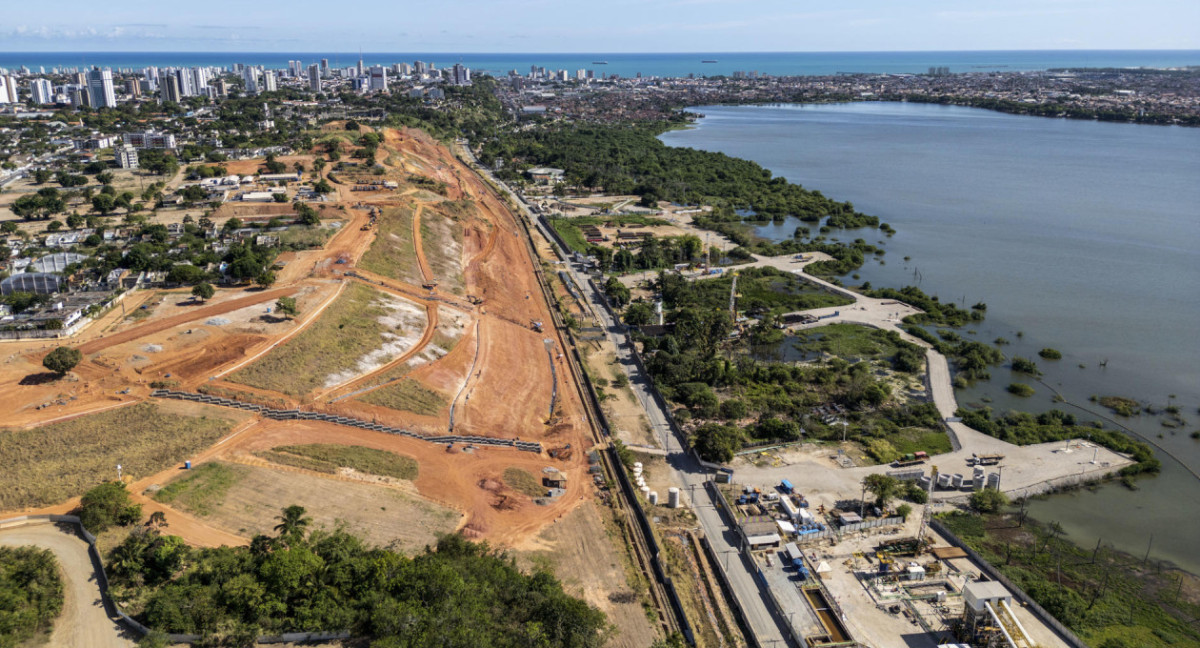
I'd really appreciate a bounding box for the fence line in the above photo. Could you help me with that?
[150,389,542,453]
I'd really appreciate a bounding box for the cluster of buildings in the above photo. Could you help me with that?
[493,67,1200,126]
[0,57,475,113]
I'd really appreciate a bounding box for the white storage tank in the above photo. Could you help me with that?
[640,485,650,499]
[918,475,932,491]
[668,487,681,508]
[987,472,1001,490]
[951,474,964,489]
[937,473,952,489]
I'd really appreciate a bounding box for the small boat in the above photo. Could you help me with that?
[592,61,608,65]
[701,59,718,63]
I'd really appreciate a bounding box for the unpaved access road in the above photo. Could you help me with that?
[0,521,136,648]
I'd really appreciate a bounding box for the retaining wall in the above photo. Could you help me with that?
[150,390,542,453]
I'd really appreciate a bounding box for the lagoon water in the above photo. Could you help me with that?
[661,103,1200,573]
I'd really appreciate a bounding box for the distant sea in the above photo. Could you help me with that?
[1,50,1198,77]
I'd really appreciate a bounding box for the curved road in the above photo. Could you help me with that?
[0,521,135,648]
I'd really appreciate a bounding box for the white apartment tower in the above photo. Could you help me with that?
[86,67,117,108]
[242,67,259,94]
[30,78,54,104]
[0,76,15,103]
[263,70,278,92]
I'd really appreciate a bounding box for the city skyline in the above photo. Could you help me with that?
[2,0,1198,53]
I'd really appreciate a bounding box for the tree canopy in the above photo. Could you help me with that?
[42,346,82,375]
[106,508,608,646]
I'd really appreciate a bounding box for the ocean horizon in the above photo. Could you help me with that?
[2,49,1197,78]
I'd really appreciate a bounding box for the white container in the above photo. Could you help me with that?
[649,491,659,505]
[668,487,681,508]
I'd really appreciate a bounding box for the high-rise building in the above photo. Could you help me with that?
[368,66,388,92]
[163,75,182,104]
[174,69,195,97]
[124,78,141,98]
[242,67,259,94]
[214,78,228,97]
[30,78,54,104]
[414,60,427,76]
[288,60,302,77]
[191,67,210,95]
[357,57,365,77]
[452,63,471,86]
[263,70,277,92]
[308,64,321,92]
[0,76,15,103]
[86,67,116,108]
[320,59,330,78]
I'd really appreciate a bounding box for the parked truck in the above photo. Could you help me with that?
[785,542,809,579]
[779,479,794,494]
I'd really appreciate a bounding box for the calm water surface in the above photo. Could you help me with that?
[661,103,1200,573]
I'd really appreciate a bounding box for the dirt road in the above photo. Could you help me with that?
[0,521,136,648]
[76,287,295,356]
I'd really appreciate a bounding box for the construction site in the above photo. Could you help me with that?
[0,125,666,646]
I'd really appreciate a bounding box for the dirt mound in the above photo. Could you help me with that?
[477,478,503,492]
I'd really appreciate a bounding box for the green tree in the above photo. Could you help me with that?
[969,488,1009,513]
[192,282,215,301]
[896,503,913,520]
[273,505,311,543]
[624,302,655,326]
[78,482,142,533]
[91,193,117,215]
[691,423,743,463]
[42,346,82,375]
[863,474,900,509]
[255,271,276,288]
[603,276,631,306]
[274,296,298,319]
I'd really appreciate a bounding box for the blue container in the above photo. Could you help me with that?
[185,461,192,469]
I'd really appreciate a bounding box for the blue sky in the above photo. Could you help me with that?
[2,0,1197,52]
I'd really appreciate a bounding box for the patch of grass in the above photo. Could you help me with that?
[1099,395,1140,417]
[359,378,448,416]
[278,225,334,250]
[359,206,422,284]
[503,467,546,498]
[420,209,465,294]
[0,402,237,509]
[153,461,244,516]
[257,444,418,480]
[550,219,589,252]
[1007,383,1036,397]
[793,323,904,359]
[228,283,407,396]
